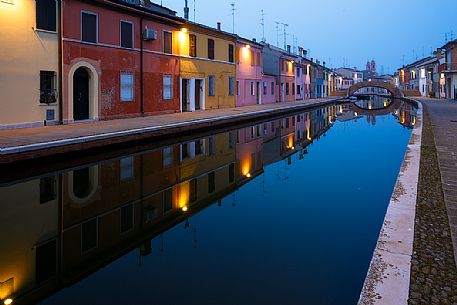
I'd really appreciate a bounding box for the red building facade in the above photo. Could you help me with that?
[62,0,184,122]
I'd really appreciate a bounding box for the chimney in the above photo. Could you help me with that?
[287,45,291,53]
[311,57,314,62]
[217,22,221,31]
[252,38,257,42]
[436,48,442,60]
[303,49,308,58]
[323,61,326,67]
[184,0,189,20]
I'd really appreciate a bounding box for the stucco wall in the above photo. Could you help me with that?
[0,0,59,127]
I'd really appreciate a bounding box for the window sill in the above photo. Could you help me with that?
[39,103,58,107]
[35,28,58,35]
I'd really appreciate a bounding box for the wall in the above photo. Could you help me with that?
[236,41,263,106]
[0,0,59,128]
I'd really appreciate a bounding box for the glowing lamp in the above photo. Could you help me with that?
[181,28,188,33]
[4,299,13,305]
[246,173,251,178]
[245,44,250,49]
[182,206,188,212]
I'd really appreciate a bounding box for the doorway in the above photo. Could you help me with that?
[182,79,189,112]
[195,79,202,110]
[256,81,261,104]
[73,68,90,121]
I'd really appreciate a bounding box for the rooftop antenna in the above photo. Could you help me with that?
[281,22,289,50]
[230,2,236,34]
[193,0,196,22]
[292,35,298,54]
[260,9,266,42]
[274,21,280,47]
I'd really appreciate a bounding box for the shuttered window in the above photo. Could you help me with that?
[228,44,234,63]
[36,0,56,31]
[250,50,255,66]
[120,72,134,102]
[163,75,173,100]
[82,12,97,43]
[163,31,172,54]
[208,75,215,96]
[207,39,215,60]
[120,21,133,48]
[189,34,197,57]
[228,77,235,96]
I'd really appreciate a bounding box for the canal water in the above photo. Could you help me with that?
[0,97,417,305]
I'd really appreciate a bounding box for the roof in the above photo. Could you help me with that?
[442,39,457,50]
[185,21,237,41]
[102,0,184,23]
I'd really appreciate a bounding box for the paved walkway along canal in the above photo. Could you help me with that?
[0,98,335,163]
[409,98,457,305]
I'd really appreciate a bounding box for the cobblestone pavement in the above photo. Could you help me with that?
[409,99,457,305]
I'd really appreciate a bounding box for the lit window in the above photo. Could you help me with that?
[120,72,134,102]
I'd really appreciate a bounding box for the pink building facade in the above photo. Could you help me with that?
[236,38,263,106]
[261,74,277,104]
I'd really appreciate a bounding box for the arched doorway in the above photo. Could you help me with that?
[73,68,90,121]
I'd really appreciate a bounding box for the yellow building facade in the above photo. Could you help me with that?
[174,23,236,112]
[0,0,60,129]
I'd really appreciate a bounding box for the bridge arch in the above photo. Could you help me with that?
[347,81,404,99]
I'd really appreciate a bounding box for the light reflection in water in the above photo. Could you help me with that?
[0,101,417,305]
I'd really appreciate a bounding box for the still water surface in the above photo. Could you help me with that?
[0,98,417,305]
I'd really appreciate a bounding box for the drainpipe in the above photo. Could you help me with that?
[58,0,63,124]
[140,16,144,116]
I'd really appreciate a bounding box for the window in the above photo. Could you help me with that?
[228,44,234,63]
[250,82,255,96]
[120,204,134,233]
[40,176,56,204]
[163,31,172,54]
[163,75,173,100]
[120,21,133,48]
[256,53,261,66]
[208,75,215,96]
[120,156,134,181]
[229,77,235,96]
[250,50,255,66]
[229,131,235,149]
[81,218,97,253]
[208,136,216,155]
[296,67,301,77]
[263,81,267,95]
[208,39,215,60]
[81,12,97,43]
[163,146,173,167]
[208,171,215,193]
[271,82,275,95]
[163,189,173,212]
[236,80,240,96]
[36,0,56,32]
[35,240,57,286]
[229,163,235,183]
[189,179,198,202]
[120,72,134,102]
[292,83,295,95]
[297,85,301,95]
[40,71,56,104]
[195,139,204,155]
[286,83,290,95]
[189,34,197,57]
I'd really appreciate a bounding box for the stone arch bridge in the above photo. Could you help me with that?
[347,81,404,99]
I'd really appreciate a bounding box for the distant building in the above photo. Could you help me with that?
[442,40,457,99]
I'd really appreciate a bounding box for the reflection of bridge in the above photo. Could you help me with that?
[347,99,403,116]
[347,81,404,99]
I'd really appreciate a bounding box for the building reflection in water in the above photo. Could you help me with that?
[0,102,417,305]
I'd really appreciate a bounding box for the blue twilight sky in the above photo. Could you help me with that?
[160,0,456,74]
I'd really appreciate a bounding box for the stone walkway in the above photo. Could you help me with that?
[0,98,334,162]
[418,98,457,265]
